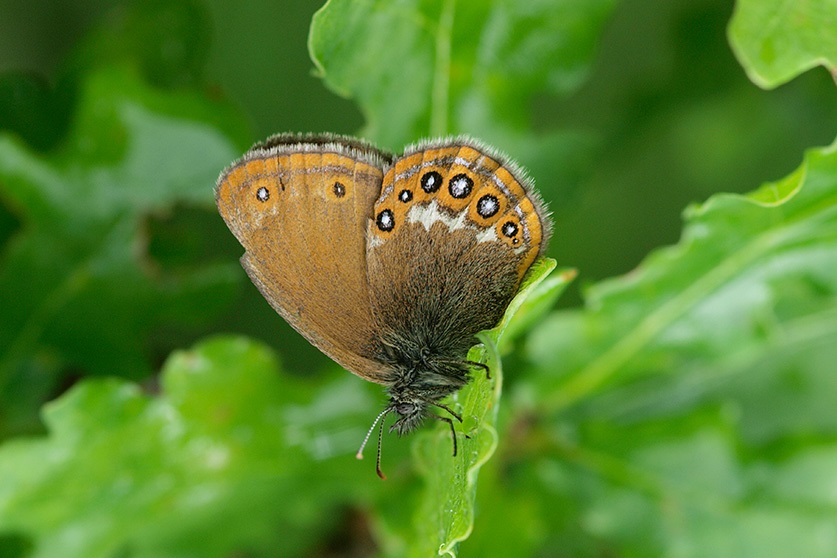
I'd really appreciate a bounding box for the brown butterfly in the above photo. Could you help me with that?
[216,133,551,478]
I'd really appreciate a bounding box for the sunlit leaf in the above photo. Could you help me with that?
[491,140,837,556]
[729,0,837,88]
[0,336,392,558]
[406,259,570,557]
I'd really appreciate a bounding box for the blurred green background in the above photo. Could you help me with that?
[1,0,835,556]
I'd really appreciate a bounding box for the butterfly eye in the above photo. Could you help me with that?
[395,402,418,415]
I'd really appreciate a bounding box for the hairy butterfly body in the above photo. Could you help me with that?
[216,133,551,477]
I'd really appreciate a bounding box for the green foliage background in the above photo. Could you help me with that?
[1,0,835,556]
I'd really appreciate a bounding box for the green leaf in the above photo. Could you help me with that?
[498,266,578,353]
[500,140,837,555]
[532,139,837,414]
[0,336,390,558]
[307,0,612,286]
[728,0,837,88]
[0,66,247,433]
[404,259,571,557]
[308,0,614,147]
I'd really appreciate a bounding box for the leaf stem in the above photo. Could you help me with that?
[430,0,455,136]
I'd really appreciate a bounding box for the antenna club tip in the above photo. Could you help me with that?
[355,452,364,460]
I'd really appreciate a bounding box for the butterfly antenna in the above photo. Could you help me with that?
[356,408,390,460]
[375,414,387,480]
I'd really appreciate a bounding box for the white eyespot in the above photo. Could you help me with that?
[448,174,473,199]
[501,221,518,238]
[421,171,442,193]
[376,209,395,232]
[476,195,500,218]
[256,186,269,202]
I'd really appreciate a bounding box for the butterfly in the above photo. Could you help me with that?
[216,133,551,477]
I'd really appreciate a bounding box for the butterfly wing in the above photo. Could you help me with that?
[216,136,395,383]
[365,138,550,359]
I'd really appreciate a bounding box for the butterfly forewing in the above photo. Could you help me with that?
[216,141,393,383]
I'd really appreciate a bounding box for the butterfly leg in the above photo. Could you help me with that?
[431,401,463,423]
[431,414,459,456]
[466,359,491,380]
[436,356,491,380]
[429,402,463,456]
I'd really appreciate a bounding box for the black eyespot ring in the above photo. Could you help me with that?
[376,209,395,232]
[398,189,413,202]
[256,186,269,202]
[421,171,443,193]
[333,181,346,198]
[449,174,473,199]
[501,221,518,238]
[476,194,500,218]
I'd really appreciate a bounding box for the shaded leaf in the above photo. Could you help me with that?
[0,66,247,435]
[66,0,212,88]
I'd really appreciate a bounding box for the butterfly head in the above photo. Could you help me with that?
[387,396,427,436]
[356,378,464,480]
